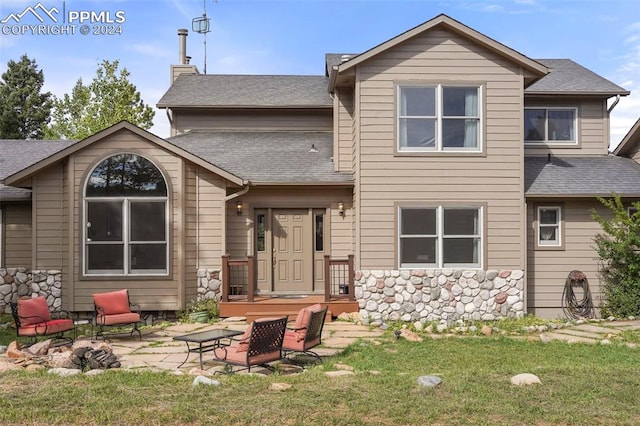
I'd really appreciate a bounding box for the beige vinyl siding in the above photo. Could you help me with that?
[352,76,361,267]
[225,187,353,259]
[33,163,65,270]
[526,199,604,319]
[173,109,332,133]
[524,98,608,156]
[335,88,354,172]
[354,28,525,270]
[184,163,197,303]
[184,163,227,303]
[70,129,183,311]
[3,203,32,267]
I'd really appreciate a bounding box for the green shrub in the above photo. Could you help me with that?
[592,195,640,317]
[177,297,219,322]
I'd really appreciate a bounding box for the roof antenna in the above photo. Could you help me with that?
[192,0,215,74]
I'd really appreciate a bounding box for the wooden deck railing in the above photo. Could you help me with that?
[324,255,355,302]
[221,255,255,303]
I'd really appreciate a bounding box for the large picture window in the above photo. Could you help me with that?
[398,84,481,152]
[524,108,577,144]
[399,206,482,268]
[84,153,168,276]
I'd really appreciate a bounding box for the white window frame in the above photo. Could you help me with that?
[397,84,482,153]
[537,206,562,247]
[524,107,578,145]
[82,154,169,277]
[398,205,483,269]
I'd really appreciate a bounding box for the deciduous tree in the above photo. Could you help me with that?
[47,60,154,140]
[592,195,640,317]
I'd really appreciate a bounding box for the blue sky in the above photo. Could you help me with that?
[1,0,638,148]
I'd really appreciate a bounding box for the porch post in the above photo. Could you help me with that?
[348,254,355,302]
[247,255,255,303]
[221,255,229,303]
[324,255,331,303]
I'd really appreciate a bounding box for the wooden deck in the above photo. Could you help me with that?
[219,295,359,323]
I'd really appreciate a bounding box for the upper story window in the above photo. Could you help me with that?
[398,205,482,268]
[84,153,168,276]
[524,108,577,144]
[397,84,481,152]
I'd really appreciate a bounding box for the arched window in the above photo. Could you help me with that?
[84,153,168,275]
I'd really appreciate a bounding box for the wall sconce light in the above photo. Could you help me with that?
[236,201,243,216]
[338,201,344,216]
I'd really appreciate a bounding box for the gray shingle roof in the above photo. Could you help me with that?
[525,156,640,196]
[526,59,628,95]
[166,131,352,184]
[326,53,626,95]
[0,139,76,200]
[325,53,358,76]
[0,139,76,181]
[157,75,333,108]
[0,185,31,201]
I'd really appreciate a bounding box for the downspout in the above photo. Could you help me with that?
[165,109,174,136]
[607,95,621,114]
[224,183,250,204]
[606,95,621,152]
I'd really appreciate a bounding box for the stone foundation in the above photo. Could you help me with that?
[196,268,222,301]
[355,269,524,325]
[0,268,63,313]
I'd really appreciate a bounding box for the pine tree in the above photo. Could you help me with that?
[0,55,52,139]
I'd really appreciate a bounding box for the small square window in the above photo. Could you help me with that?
[537,206,562,247]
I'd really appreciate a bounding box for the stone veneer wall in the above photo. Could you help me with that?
[355,269,524,325]
[0,268,63,313]
[196,268,222,301]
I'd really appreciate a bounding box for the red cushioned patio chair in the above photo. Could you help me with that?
[213,316,288,373]
[92,289,142,340]
[282,304,328,364]
[10,296,75,345]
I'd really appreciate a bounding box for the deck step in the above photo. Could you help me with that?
[245,310,333,323]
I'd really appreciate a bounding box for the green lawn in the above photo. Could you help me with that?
[1,320,638,425]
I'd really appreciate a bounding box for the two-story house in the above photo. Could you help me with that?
[1,14,638,322]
